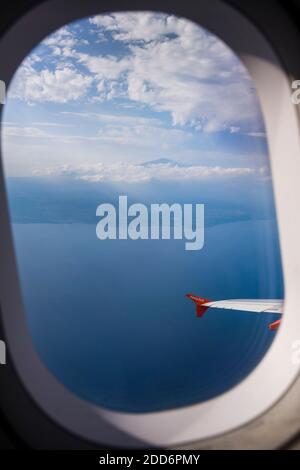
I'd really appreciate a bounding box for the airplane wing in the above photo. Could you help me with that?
[203,299,283,314]
[186,294,283,330]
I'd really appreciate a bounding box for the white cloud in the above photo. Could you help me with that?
[10,63,93,103]
[60,111,191,147]
[2,126,49,138]
[1,117,190,150]
[85,13,262,132]
[31,121,74,128]
[245,132,266,138]
[35,160,258,183]
[61,111,162,126]
[42,26,89,55]
[8,12,264,135]
[43,26,78,48]
[96,124,190,147]
[90,12,206,44]
[77,51,130,80]
[89,12,170,42]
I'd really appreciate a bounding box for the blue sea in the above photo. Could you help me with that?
[11,219,283,412]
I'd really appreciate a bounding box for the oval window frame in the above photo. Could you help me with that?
[0,0,300,448]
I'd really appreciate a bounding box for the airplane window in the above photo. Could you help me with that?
[1,11,284,413]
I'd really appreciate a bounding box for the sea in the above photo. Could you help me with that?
[11,218,283,412]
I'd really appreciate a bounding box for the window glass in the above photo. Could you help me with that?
[1,12,283,412]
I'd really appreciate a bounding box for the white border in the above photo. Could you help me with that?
[0,0,300,448]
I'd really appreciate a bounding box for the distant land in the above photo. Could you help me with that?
[6,174,276,226]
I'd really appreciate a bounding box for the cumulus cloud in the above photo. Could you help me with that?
[34,160,258,183]
[42,26,89,57]
[85,12,262,132]
[43,26,78,48]
[10,61,92,103]
[89,12,184,42]
[9,12,263,135]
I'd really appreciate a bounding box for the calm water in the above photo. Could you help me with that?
[12,219,283,412]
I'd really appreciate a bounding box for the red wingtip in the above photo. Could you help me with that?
[268,319,281,330]
[186,294,211,317]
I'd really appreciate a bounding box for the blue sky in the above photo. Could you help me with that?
[2,11,269,183]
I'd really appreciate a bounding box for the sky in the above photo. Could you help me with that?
[1,11,270,184]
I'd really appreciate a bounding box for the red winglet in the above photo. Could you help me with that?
[268,319,281,330]
[186,294,211,317]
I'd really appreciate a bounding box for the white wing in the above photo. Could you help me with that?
[203,299,283,315]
